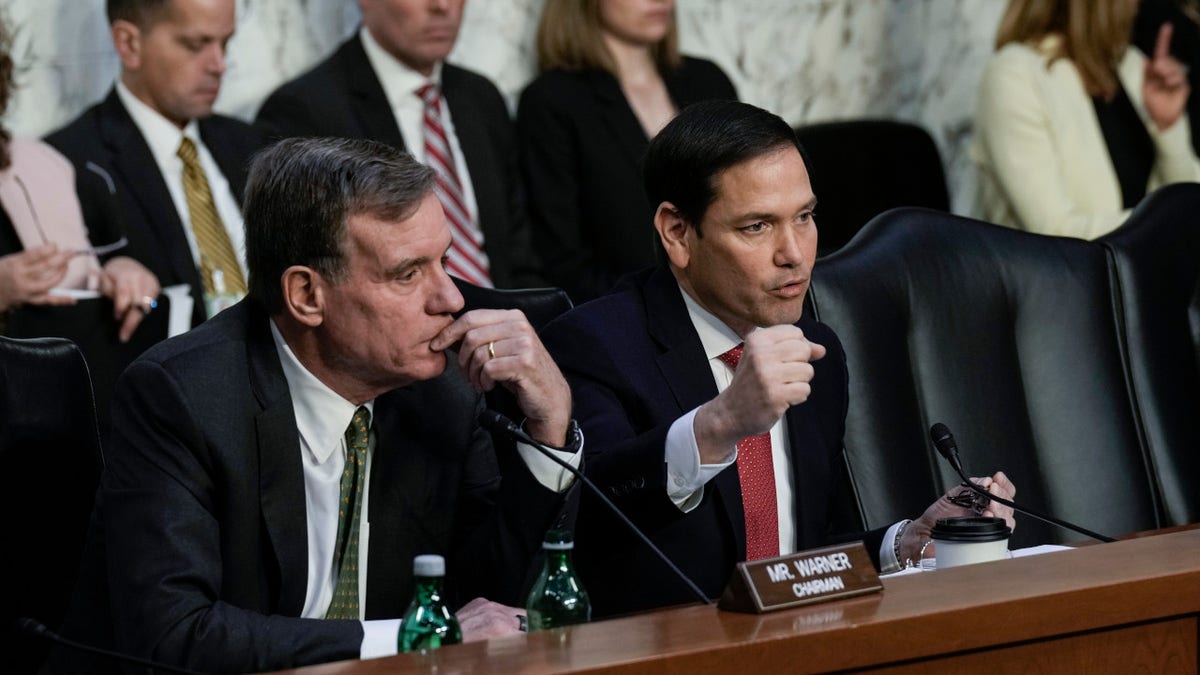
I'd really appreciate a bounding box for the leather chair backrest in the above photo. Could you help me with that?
[1100,183,1200,526]
[453,277,574,331]
[808,208,1161,547]
[0,336,103,673]
[795,119,950,257]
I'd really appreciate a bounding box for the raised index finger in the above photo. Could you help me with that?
[1155,22,1174,63]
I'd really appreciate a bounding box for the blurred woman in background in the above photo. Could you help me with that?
[973,0,1200,239]
[0,22,157,340]
[518,0,736,303]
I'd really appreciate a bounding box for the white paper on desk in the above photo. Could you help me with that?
[48,288,102,299]
[1009,544,1074,558]
[163,284,193,337]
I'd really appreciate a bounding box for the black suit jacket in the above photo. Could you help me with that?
[516,58,737,303]
[54,300,569,674]
[254,35,541,288]
[540,266,875,617]
[45,88,264,328]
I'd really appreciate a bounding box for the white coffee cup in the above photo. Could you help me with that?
[930,517,1011,569]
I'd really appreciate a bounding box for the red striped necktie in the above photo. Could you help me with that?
[717,343,781,561]
[417,83,492,287]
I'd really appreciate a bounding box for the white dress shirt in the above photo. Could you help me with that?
[115,81,248,279]
[662,284,904,568]
[270,321,579,659]
[358,28,483,237]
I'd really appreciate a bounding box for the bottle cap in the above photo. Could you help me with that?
[413,554,445,576]
[542,528,574,551]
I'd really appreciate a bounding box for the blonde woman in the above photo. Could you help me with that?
[517,0,736,302]
[973,0,1200,238]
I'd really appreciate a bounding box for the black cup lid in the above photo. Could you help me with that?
[930,516,1011,542]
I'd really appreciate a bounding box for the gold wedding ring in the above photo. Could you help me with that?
[487,341,496,360]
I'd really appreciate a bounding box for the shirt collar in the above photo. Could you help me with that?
[115,80,203,168]
[270,320,375,464]
[678,284,750,362]
[359,26,444,107]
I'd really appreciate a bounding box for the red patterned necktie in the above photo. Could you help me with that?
[417,83,492,287]
[717,343,781,561]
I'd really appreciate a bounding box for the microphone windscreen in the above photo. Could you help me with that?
[929,423,957,459]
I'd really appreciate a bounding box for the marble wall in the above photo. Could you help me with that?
[0,0,1007,216]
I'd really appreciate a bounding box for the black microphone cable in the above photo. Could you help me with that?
[16,617,203,675]
[929,423,1116,543]
[480,410,713,605]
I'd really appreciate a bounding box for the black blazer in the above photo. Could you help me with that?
[44,89,263,328]
[254,35,542,288]
[540,266,875,618]
[55,300,570,673]
[516,58,737,303]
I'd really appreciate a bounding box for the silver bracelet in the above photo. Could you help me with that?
[893,519,912,567]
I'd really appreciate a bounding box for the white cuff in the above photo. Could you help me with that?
[360,619,402,659]
[665,407,737,512]
[517,440,582,492]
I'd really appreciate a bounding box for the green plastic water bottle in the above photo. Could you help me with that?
[525,529,591,631]
[398,555,462,652]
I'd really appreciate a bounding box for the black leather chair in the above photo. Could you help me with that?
[0,337,104,673]
[808,208,1161,548]
[452,277,574,331]
[1101,183,1200,527]
[795,119,950,257]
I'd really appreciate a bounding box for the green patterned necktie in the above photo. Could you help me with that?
[326,406,371,620]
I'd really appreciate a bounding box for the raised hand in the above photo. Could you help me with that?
[431,308,572,447]
[693,324,826,464]
[1143,22,1190,131]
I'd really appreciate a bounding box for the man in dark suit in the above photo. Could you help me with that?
[255,0,541,289]
[46,0,262,329]
[53,137,581,673]
[540,100,1016,618]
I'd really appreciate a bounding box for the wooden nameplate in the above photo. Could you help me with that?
[718,541,882,614]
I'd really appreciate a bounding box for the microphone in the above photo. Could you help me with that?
[928,423,1116,543]
[479,410,712,605]
[16,617,202,675]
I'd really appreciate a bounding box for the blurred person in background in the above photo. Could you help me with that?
[517,0,736,303]
[256,0,544,290]
[973,0,1200,239]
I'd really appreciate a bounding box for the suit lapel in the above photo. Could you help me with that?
[245,308,309,616]
[343,38,407,149]
[643,267,747,558]
[97,90,201,295]
[586,71,651,178]
[198,118,247,206]
[364,385,439,616]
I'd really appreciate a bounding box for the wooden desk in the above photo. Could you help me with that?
[267,528,1200,674]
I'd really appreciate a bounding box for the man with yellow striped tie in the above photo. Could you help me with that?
[47,0,263,329]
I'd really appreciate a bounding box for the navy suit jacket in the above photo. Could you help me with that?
[52,299,570,673]
[254,35,543,288]
[540,266,875,617]
[45,88,264,328]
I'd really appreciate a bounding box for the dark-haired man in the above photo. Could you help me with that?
[255,0,542,289]
[540,100,1016,617]
[53,137,580,673]
[46,0,263,328]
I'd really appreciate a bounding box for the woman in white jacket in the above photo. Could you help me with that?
[974,0,1200,239]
